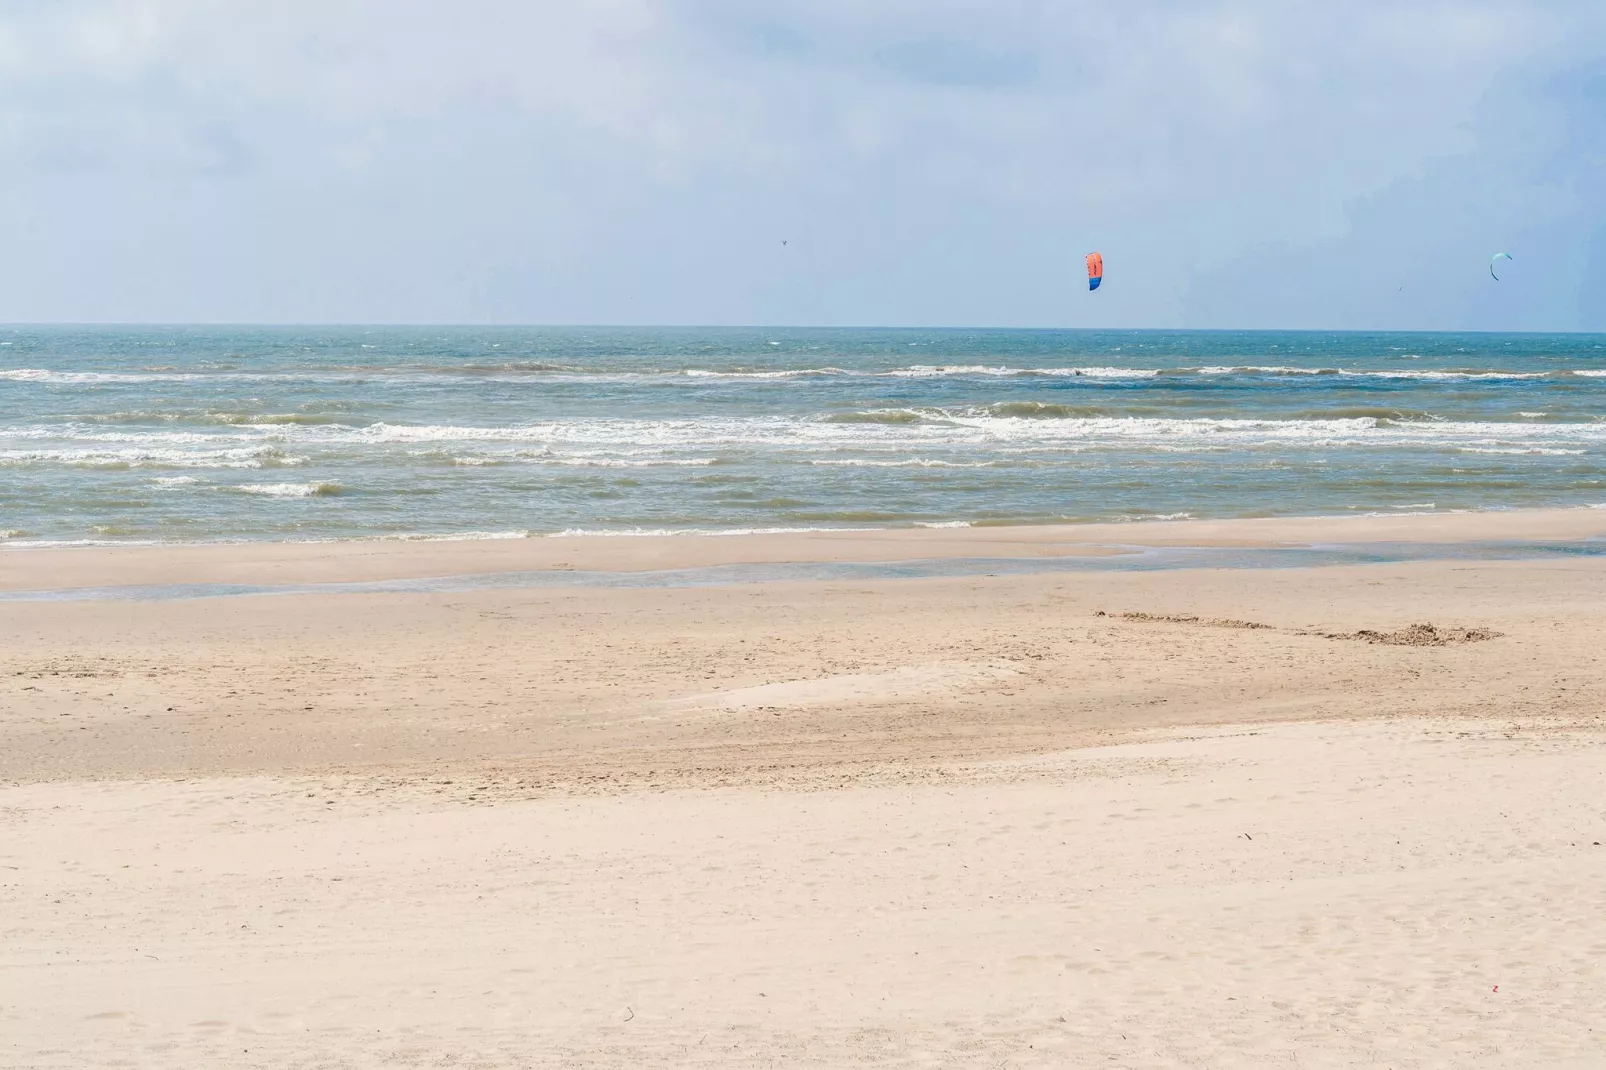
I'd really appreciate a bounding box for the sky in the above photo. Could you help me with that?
[0,0,1602,329]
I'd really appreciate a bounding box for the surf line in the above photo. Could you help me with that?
[1,540,1604,603]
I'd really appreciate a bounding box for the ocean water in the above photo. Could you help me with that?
[2,325,1605,545]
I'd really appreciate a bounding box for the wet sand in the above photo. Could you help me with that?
[4,505,1605,591]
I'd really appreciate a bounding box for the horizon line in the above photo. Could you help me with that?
[2,322,1603,336]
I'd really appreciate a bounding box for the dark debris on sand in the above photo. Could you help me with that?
[1095,611,1274,630]
[1317,623,1503,647]
[1094,612,1501,647]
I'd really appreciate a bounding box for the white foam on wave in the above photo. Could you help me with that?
[881,365,1161,380]
[1194,365,1330,375]
[5,425,256,446]
[847,364,997,379]
[1184,366,1580,380]
[9,363,1600,387]
[810,458,996,468]
[22,413,1606,457]
[1345,369,1549,381]
[1168,365,1606,380]
[661,363,1597,382]
[433,447,719,468]
[230,481,341,497]
[7,413,1604,481]
[546,456,718,468]
[341,422,554,444]
[0,445,298,469]
[0,368,357,385]
[373,530,530,541]
[914,520,972,528]
[1053,366,1163,379]
[0,537,166,548]
[679,368,847,379]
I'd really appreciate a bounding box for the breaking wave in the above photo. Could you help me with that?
[7,326,1606,543]
[231,481,343,498]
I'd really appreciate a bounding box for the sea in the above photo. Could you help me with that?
[2,326,1605,546]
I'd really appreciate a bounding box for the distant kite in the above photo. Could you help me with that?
[1086,251,1104,291]
[1490,252,1512,281]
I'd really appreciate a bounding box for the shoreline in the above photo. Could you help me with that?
[3,504,1604,591]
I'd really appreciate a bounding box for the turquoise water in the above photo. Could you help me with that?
[2,326,1605,544]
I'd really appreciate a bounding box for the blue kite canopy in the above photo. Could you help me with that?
[1490,252,1512,280]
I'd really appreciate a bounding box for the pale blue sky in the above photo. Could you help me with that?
[0,1,1602,328]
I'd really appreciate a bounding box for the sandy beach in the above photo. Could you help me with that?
[4,510,1606,1067]
[10,0,1606,1062]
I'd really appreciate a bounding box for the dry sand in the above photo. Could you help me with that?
[3,510,1605,1067]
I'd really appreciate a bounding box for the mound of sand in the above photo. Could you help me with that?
[1320,622,1503,646]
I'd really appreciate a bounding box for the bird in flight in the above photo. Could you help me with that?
[781,240,788,246]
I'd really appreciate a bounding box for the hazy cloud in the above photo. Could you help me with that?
[0,0,1601,327]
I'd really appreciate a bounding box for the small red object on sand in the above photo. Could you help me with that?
[1492,985,1499,993]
